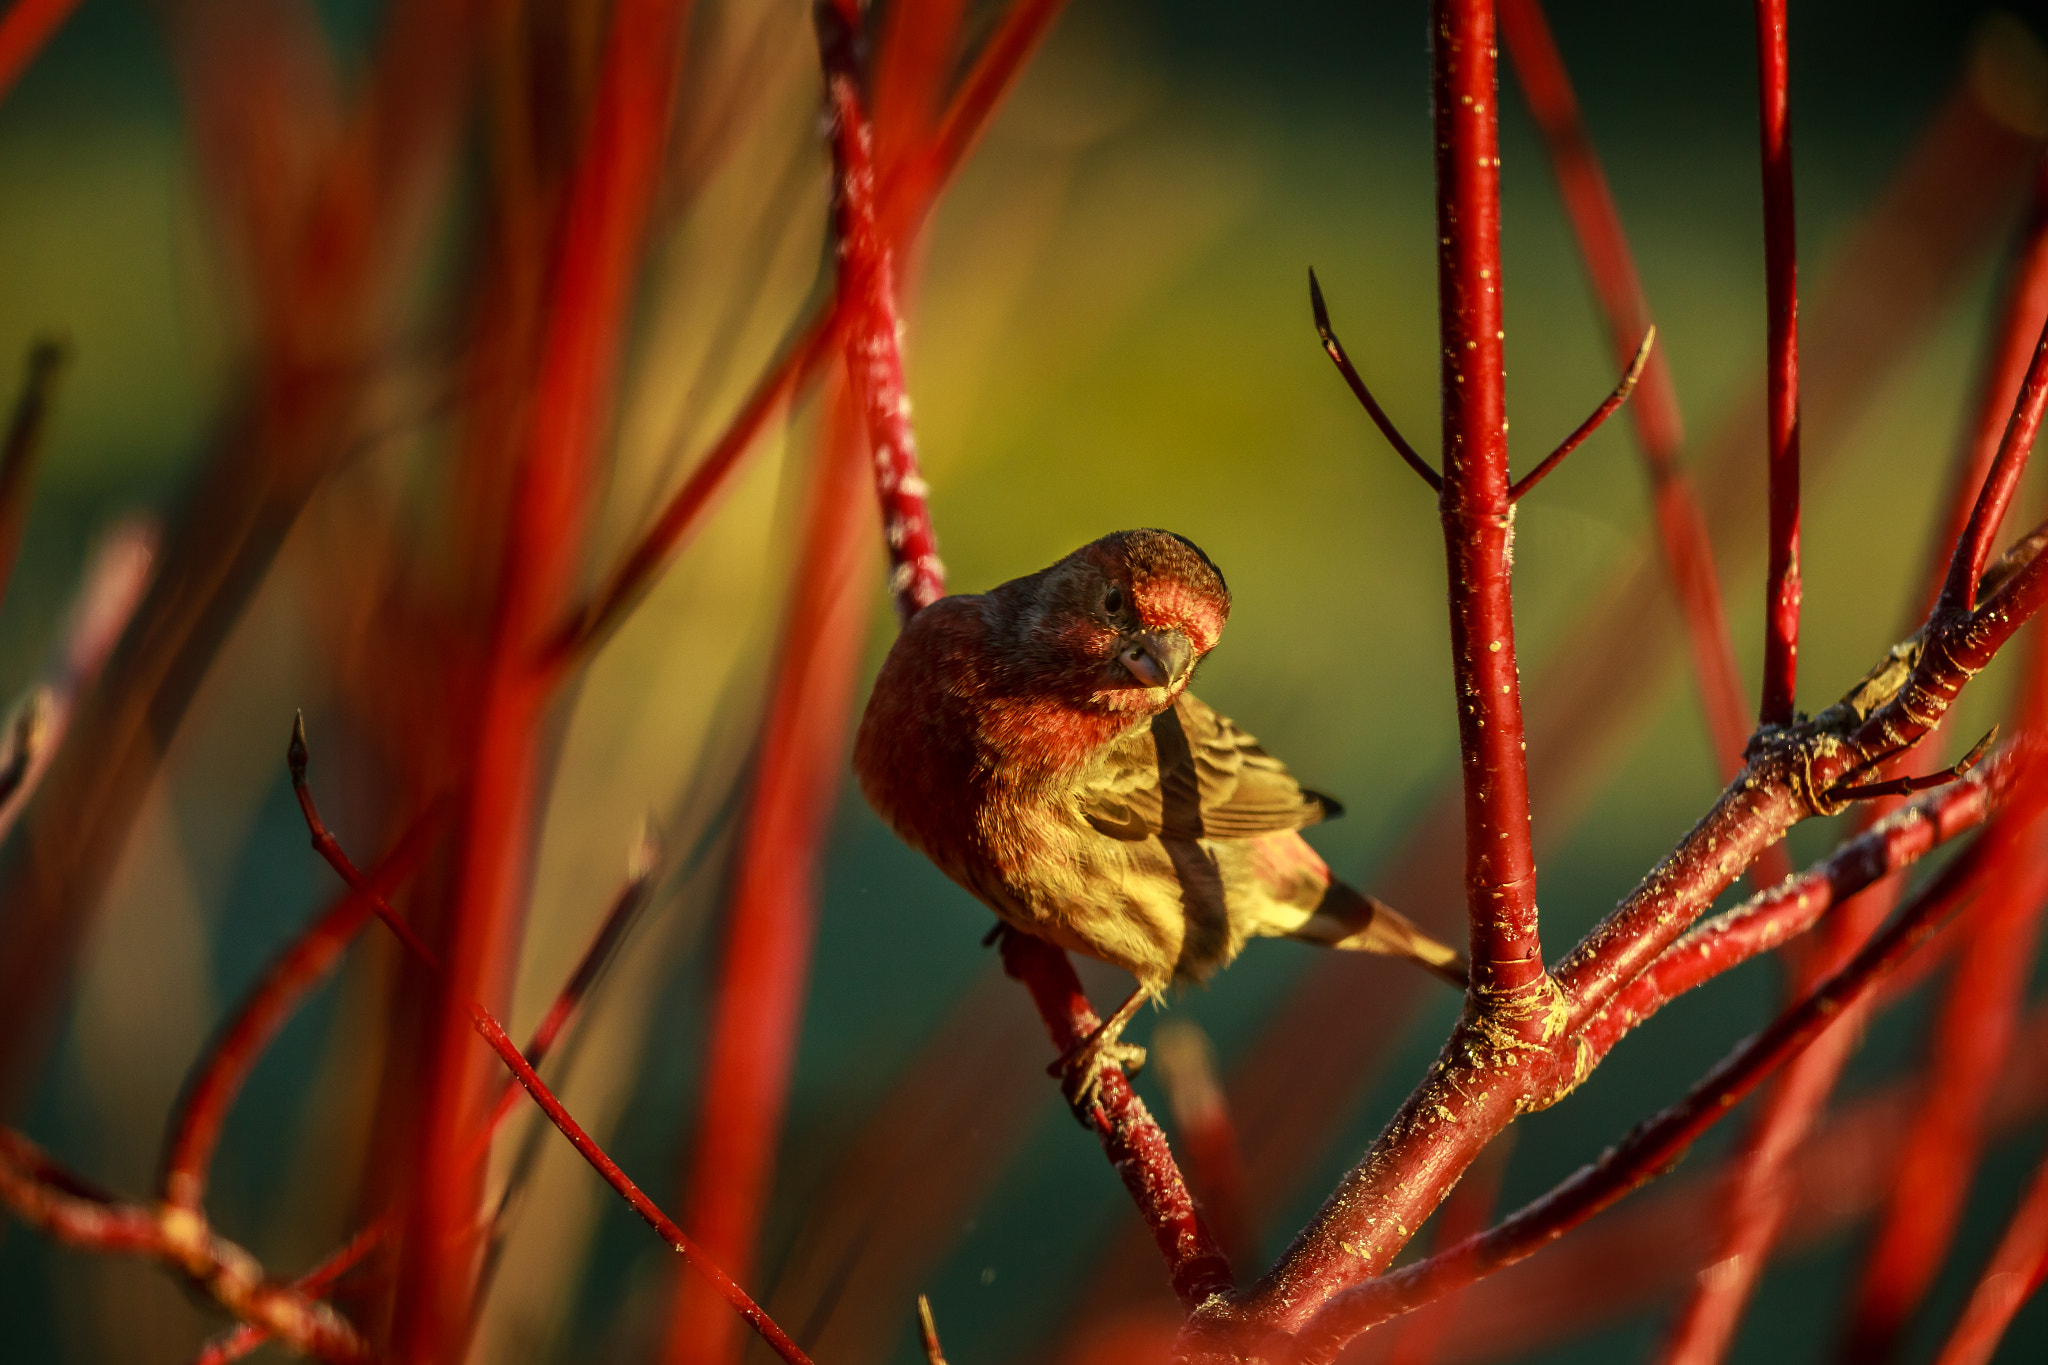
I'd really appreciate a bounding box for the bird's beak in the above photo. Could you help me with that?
[1118,629,1193,689]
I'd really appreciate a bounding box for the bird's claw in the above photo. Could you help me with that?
[1049,1036,1146,1128]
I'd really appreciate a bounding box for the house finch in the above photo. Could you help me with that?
[854,529,1465,1112]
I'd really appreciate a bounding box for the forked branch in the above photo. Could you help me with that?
[1509,327,1654,500]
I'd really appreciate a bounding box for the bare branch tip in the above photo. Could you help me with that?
[916,1293,949,1365]
[1308,267,1335,344]
[287,711,309,786]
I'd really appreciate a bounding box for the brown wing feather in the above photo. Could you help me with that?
[1078,693,1333,841]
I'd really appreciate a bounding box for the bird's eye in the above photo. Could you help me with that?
[1103,585,1126,618]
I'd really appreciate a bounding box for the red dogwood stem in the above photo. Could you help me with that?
[159,815,438,1212]
[1915,158,2048,618]
[661,382,878,1365]
[1497,0,1752,786]
[1430,0,1543,1012]
[0,0,81,100]
[1755,0,1802,727]
[1291,829,1998,1363]
[1931,1136,2048,1365]
[998,932,1234,1307]
[395,3,690,1354]
[820,0,945,619]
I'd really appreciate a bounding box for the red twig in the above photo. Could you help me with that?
[1309,269,1441,491]
[1291,826,1998,1363]
[1497,0,1752,786]
[1153,1018,1252,1271]
[189,1216,395,1365]
[399,2,690,1352]
[1429,0,1543,1015]
[1938,320,2048,619]
[0,0,79,100]
[998,931,1233,1308]
[1381,1135,1515,1365]
[1581,747,2010,1067]
[0,1130,371,1362]
[662,384,879,1365]
[1508,327,1653,501]
[819,0,944,620]
[1755,0,1802,727]
[290,730,814,1365]
[160,813,440,1212]
[553,0,1066,668]
[1930,1136,2048,1365]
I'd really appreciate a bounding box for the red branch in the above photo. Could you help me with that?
[159,814,439,1212]
[399,1,690,1353]
[1497,0,1752,786]
[1755,0,1802,726]
[662,384,879,1365]
[1291,821,2002,1362]
[1309,269,1442,491]
[0,0,80,101]
[0,1130,371,1362]
[1430,0,1543,1013]
[189,1217,394,1365]
[1931,1134,2048,1365]
[819,0,945,620]
[998,931,1233,1307]
[291,736,814,1365]
[1580,749,2009,1067]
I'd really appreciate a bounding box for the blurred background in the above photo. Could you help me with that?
[2,0,2048,1361]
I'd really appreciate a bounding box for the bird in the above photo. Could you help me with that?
[853,528,1466,1115]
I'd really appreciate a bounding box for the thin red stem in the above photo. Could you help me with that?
[1931,1135,2048,1365]
[1292,826,1999,1362]
[189,1215,396,1365]
[0,0,80,100]
[1508,327,1653,501]
[1431,0,1544,1016]
[0,1131,372,1361]
[998,931,1233,1308]
[291,740,813,1365]
[661,382,878,1365]
[160,812,439,1211]
[1939,313,2048,618]
[1498,0,1752,786]
[1755,0,1802,727]
[820,0,944,620]
[1916,159,2048,621]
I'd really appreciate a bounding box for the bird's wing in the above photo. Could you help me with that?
[1079,693,1335,842]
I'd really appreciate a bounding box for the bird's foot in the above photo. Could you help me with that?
[1047,989,1149,1127]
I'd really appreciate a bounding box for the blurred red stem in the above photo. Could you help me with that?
[0,0,79,100]
[0,339,64,611]
[0,1130,371,1361]
[1497,0,1754,789]
[1930,1134,2048,1365]
[160,811,440,1212]
[998,931,1234,1307]
[189,1214,396,1365]
[1755,0,1802,727]
[292,740,813,1365]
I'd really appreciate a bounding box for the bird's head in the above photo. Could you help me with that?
[993,529,1231,718]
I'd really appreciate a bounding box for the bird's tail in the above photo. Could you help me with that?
[1291,880,1469,989]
